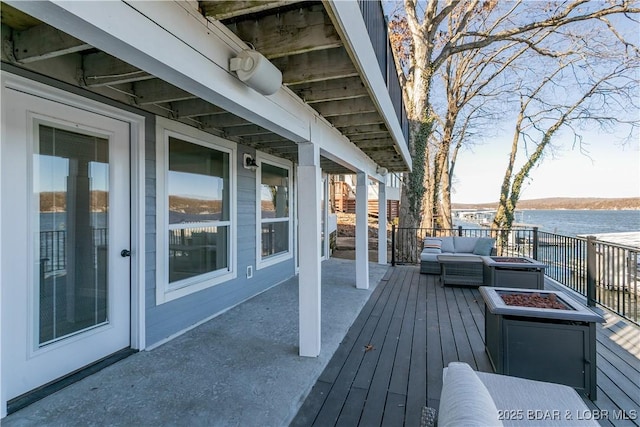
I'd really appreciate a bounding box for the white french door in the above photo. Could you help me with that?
[1,88,131,405]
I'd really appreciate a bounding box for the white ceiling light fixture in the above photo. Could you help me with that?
[229,49,282,96]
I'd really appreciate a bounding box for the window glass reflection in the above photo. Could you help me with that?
[169,137,229,224]
[261,222,289,258]
[167,137,230,284]
[260,163,288,219]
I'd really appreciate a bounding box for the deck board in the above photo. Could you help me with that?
[404,271,427,426]
[291,266,640,427]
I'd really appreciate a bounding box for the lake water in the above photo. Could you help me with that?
[455,209,640,237]
[517,210,640,236]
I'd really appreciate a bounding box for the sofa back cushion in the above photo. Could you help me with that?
[453,236,479,253]
[438,362,503,427]
[440,236,455,253]
[473,237,495,256]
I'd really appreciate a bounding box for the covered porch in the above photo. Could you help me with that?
[4,260,638,426]
[1,1,410,415]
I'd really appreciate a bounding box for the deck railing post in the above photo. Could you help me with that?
[586,235,597,307]
[532,227,539,260]
[391,223,396,266]
[458,226,463,237]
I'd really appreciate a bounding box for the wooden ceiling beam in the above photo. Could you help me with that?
[312,98,377,117]
[255,143,297,151]
[354,140,395,149]
[12,23,92,63]
[272,48,358,85]
[241,134,292,145]
[134,79,196,105]
[224,3,342,59]
[171,99,225,118]
[200,1,304,21]
[223,124,271,137]
[339,123,389,135]
[365,152,403,161]
[347,132,391,142]
[200,113,251,128]
[1,3,42,31]
[326,112,384,127]
[288,77,368,103]
[266,146,299,153]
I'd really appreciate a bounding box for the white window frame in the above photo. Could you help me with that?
[156,117,236,304]
[255,152,293,270]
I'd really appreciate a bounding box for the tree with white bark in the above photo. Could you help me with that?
[387,0,639,261]
[492,26,639,237]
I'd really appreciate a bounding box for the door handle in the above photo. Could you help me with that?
[121,249,131,257]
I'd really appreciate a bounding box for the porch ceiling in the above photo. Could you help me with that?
[1,1,408,174]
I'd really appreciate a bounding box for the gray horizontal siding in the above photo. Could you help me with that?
[144,141,297,347]
[2,63,300,351]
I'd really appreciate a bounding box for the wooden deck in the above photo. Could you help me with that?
[291,265,640,427]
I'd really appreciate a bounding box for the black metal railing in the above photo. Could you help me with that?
[391,226,537,264]
[40,230,67,273]
[358,0,410,143]
[391,225,639,325]
[39,228,108,274]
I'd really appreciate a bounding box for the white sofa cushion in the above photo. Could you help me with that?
[473,237,495,255]
[420,252,441,262]
[438,362,503,427]
[453,236,480,253]
[440,236,455,253]
[476,372,600,426]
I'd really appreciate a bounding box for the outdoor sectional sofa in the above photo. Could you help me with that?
[436,362,599,427]
[419,236,495,275]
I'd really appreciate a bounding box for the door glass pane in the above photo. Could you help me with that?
[36,125,109,346]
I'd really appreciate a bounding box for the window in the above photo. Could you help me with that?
[157,119,236,303]
[257,155,292,268]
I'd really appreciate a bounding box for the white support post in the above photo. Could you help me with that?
[297,142,322,357]
[356,171,369,289]
[378,181,388,265]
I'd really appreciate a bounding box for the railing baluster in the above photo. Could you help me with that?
[391,223,396,266]
[586,236,597,307]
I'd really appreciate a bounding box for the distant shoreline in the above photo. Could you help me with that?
[452,197,640,211]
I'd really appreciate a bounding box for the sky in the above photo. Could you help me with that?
[451,130,640,204]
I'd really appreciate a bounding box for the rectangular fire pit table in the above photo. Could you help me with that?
[482,256,546,289]
[479,286,604,399]
[437,255,484,286]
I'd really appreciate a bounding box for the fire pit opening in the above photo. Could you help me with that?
[490,256,533,264]
[498,291,572,310]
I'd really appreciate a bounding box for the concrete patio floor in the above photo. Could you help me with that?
[3,258,389,427]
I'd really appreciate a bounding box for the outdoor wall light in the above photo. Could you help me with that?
[376,166,388,176]
[229,49,282,96]
[243,153,259,171]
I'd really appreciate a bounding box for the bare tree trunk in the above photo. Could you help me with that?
[388,1,638,263]
[398,116,432,263]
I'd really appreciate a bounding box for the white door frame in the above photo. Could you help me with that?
[0,72,146,418]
